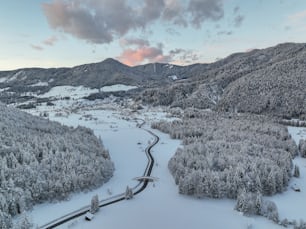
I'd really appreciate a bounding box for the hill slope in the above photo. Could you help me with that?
[140,43,306,119]
[0,103,114,227]
[1,42,305,119]
[0,58,191,95]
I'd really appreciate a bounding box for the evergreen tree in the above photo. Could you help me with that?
[280,218,289,227]
[293,165,300,178]
[255,192,262,215]
[235,188,247,213]
[299,139,306,158]
[254,175,262,194]
[264,171,276,195]
[210,173,220,198]
[0,211,12,229]
[261,200,279,223]
[90,195,99,214]
[14,213,33,229]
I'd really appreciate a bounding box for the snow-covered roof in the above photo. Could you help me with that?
[85,212,95,220]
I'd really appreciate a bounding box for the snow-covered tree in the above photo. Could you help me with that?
[255,192,262,215]
[294,220,306,229]
[293,165,300,178]
[125,186,133,200]
[90,195,99,214]
[280,218,289,227]
[0,211,12,229]
[261,200,279,223]
[235,188,248,213]
[13,213,33,229]
[299,139,306,158]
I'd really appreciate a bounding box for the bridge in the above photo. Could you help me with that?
[133,176,159,182]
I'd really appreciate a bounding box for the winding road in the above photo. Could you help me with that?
[39,119,159,229]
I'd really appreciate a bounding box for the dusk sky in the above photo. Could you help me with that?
[1,0,306,70]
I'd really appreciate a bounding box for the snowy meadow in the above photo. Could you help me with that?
[13,88,305,229]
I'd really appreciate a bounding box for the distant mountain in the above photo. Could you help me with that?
[139,42,306,119]
[0,58,196,97]
[132,62,206,80]
[1,42,305,119]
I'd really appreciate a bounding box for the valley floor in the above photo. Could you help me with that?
[21,98,306,229]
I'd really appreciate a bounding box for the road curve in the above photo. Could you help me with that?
[39,119,159,229]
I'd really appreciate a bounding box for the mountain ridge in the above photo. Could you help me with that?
[1,42,305,119]
[0,57,196,96]
[139,42,306,119]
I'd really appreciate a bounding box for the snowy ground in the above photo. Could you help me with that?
[20,94,306,229]
[58,129,281,229]
[38,84,138,99]
[268,127,306,223]
[100,84,138,92]
[26,102,152,226]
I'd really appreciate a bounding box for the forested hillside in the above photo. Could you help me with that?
[1,43,305,120]
[217,44,306,118]
[0,103,114,227]
[0,58,190,101]
[140,43,306,119]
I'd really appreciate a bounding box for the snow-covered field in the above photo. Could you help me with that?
[29,81,49,87]
[100,84,138,92]
[38,86,99,99]
[38,84,138,99]
[20,93,306,229]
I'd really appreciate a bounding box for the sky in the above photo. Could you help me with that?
[1,0,306,70]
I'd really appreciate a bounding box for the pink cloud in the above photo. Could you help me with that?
[118,46,171,66]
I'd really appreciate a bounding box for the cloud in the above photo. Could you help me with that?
[169,48,185,55]
[166,27,181,36]
[287,10,306,25]
[118,39,170,65]
[118,39,200,66]
[217,30,233,36]
[31,44,44,51]
[118,46,171,66]
[30,36,59,52]
[233,15,244,27]
[43,36,58,46]
[232,6,244,28]
[120,38,150,47]
[285,10,306,31]
[162,0,188,27]
[42,0,225,44]
[233,6,240,14]
[42,0,136,44]
[188,0,224,28]
[171,48,200,64]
